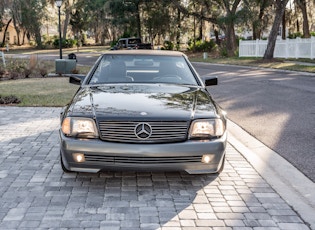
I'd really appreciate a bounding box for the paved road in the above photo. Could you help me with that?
[0,107,311,229]
[195,63,315,182]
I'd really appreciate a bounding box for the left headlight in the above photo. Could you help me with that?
[61,117,99,138]
[189,119,225,139]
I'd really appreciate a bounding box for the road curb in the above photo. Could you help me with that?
[227,119,315,229]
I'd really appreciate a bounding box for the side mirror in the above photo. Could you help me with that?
[203,76,218,86]
[69,75,85,85]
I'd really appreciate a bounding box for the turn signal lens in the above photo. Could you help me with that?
[61,117,71,135]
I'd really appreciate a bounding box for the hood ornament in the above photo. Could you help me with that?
[140,112,148,116]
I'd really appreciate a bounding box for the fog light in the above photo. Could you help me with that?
[73,153,85,163]
[202,155,213,164]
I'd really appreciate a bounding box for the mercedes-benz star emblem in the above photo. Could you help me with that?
[134,123,152,139]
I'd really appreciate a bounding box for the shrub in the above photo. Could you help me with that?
[38,67,48,77]
[110,40,118,47]
[9,71,19,80]
[288,32,303,39]
[6,58,38,79]
[218,41,228,57]
[23,68,33,78]
[53,38,61,48]
[81,34,87,45]
[65,39,77,48]
[162,41,174,50]
[53,38,78,48]
[42,35,54,48]
[6,59,26,79]
[0,66,5,77]
[187,39,216,52]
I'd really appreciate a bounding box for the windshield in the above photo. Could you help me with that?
[88,54,199,86]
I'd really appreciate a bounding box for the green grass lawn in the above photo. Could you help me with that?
[0,77,79,107]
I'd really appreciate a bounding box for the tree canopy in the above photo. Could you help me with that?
[1,0,314,58]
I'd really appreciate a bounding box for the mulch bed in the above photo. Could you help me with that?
[0,95,21,105]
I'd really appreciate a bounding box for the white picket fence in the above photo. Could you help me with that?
[239,36,315,59]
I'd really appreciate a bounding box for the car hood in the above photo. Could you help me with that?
[67,84,218,120]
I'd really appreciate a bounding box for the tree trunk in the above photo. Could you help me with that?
[263,0,289,60]
[12,15,21,46]
[214,29,220,45]
[63,0,75,39]
[193,15,196,51]
[282,10,286,39]
[198,20,203,40]
[221,0,241,57]
[135,2,141,38]
[101,32,106,46]
[176,8,181,50]
[198,6,204,40]
[1,18,12,47]
[22,31,26,45]
[63,9,71,39]
[253,22,263,40]
[296,0,310,38]
[224,23,237,56]
[35,29,42,48]
[252,1,267,40]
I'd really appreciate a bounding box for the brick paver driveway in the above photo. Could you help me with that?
[0,107,310,229]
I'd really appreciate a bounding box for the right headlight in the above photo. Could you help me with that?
[61,117,99,138]
[189,119,225,139]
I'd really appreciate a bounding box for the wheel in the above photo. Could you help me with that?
[60,151,73,173]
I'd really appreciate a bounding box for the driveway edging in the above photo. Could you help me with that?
[227,119,315,229]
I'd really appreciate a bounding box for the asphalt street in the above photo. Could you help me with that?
[0,107,312,229]
[195,63,315,182]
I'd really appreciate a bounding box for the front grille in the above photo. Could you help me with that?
[85,154,201,164]
[98,121,188,143]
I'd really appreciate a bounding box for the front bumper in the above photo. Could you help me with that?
[59,132,227,174]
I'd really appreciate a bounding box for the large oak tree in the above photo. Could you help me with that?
[263,0,290,60]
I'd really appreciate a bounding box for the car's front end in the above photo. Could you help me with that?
[60,130,226,174]
[59,50,227,174]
